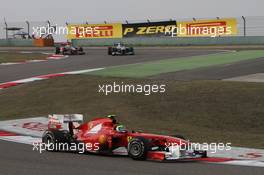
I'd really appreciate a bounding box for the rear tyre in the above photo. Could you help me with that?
[130,48,135,55]
[202,151,207,158]
[79,47,83,52]
[108,47,112,55]
[121,50,126,55]
[128,137,149,160]
[71,50,78,55]
[55,47,60,54]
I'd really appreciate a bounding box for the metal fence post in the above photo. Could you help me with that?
[4,18,8,39]
[242,16,246,37]
[47,20,51,28]
[26,21,30,37]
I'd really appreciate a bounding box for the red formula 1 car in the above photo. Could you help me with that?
[55,43,85,55]
[42,114,207,161]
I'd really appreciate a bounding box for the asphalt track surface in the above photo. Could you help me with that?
[0,140,263,175]
[1,47,264,175]
[0,48,220,83]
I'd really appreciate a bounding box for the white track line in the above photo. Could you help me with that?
[64,68,105,75]
[0,68,105,90]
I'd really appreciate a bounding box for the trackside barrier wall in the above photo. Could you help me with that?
[72,36,264,46]
[0,39,34,47]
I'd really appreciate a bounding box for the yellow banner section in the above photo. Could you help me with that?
[67,23,122,39]
[178,18,237,37]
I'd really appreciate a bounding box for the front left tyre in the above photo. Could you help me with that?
[128,137,149,160]
[42,130,70,152]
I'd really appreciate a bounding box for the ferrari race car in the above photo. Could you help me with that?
[55,43,85,55]
[108,43,135,56]
[42,114,207,161]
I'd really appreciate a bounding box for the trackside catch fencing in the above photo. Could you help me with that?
[0,21,55,47]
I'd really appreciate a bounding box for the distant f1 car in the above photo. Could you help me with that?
[108,43,135,56]
[55,43,85,55]
[42,114,207,161]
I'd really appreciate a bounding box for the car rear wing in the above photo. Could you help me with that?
[48,114,83,130]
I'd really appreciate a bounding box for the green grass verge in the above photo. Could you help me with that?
[0,52,47,63]
[0,75,263,148]
[87,50,264,78]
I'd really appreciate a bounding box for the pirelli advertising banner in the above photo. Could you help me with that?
[67,23,123,39]
[67,18,237,39]
[122,21,177,37]
[177,18,237,37]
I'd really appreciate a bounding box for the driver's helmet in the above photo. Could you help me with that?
[117,43,122,47]
[115,124,127,133]
[107,114,117,124]
[65,44,71,49]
